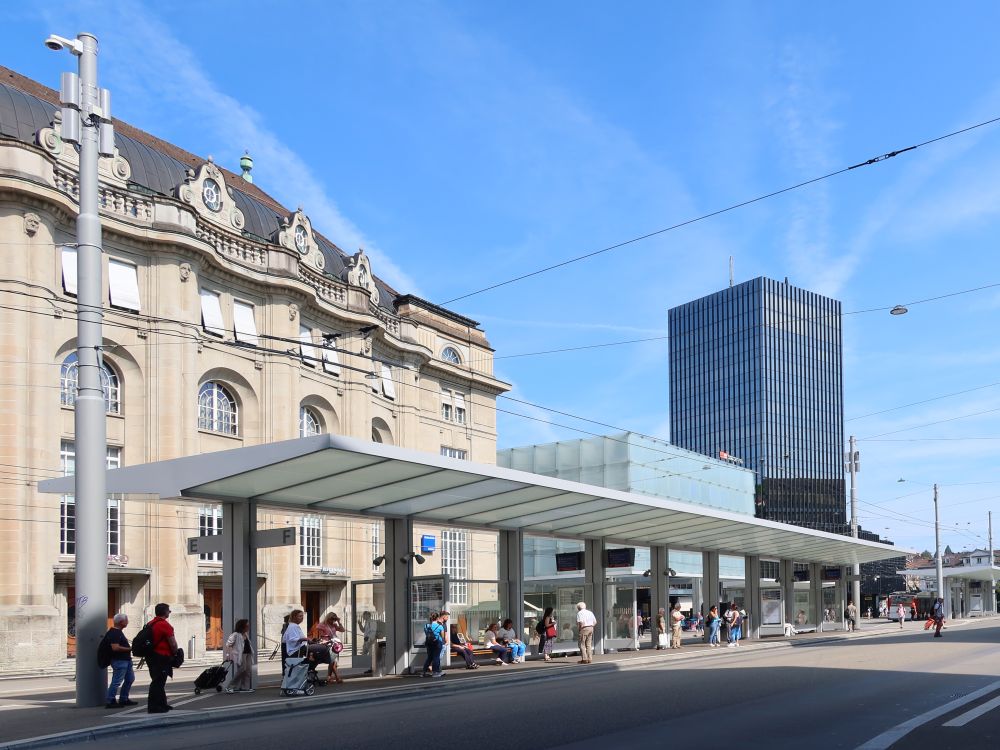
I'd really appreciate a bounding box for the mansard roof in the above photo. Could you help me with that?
[0,65,403,312]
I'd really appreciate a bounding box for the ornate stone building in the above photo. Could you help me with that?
[0,66,508,670]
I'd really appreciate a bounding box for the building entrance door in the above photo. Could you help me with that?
[204,588,223,650]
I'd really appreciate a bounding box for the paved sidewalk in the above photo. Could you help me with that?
[0,619,950,749]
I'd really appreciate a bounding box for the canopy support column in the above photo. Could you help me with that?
[383,518,411,675]
[745,555,761,640]
[780,559,795,627]
[810,563,824,629]
[650,545,668,647]
[702,551,720,643]
[222,499,257,687]
[498,530,523,640]
[584,539,606,656]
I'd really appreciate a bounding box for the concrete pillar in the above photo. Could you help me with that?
[745,555,761,640]
[383,518,412,675]
[810,563,823,629]
[650,545,668,648]
[780,559,795,626]
[498,530,523,639]
[222,500,257,686]
[584,538,606,655]
[702,551,720,643]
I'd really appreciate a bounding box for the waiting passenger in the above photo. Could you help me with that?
[484,622,513,664]
[449,624,480,669]
[314,612,345,684]
[706,605,721,647]
[498,619,527,662]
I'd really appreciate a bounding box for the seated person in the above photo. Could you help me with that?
[498,618,527,663]
[795,610,807,627]
[449,624,480,670]
[483,622,513,664]
[314,612,346,684]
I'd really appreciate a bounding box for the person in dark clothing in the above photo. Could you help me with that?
[449,624,480,669]
[104,613,135,708]
[147,602,178,714]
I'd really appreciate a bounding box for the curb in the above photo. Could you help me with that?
[0,624,935,749]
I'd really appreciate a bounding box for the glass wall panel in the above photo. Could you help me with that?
[522,535,588,653]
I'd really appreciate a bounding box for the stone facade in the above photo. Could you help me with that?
[0,68,509,670]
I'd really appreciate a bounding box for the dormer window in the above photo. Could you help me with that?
[202,178,222,212]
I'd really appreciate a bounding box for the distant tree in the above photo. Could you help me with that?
[920,550,933,558]
[945,545,954,555]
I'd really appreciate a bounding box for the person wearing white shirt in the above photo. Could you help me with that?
[576,602,597,663]
[282,609,309,657]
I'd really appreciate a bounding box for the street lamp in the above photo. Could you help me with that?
[898,479,945,604]
[46,31,115,710]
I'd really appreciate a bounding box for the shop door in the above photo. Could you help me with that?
[67,587,117,658]
[204,588,223,650]
[350,579,386,660]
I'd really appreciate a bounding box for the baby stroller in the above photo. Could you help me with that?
[280,647,321,697]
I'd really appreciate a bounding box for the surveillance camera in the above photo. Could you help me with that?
[44,34,82,55]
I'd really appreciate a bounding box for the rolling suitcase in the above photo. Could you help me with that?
[193,661,231,694]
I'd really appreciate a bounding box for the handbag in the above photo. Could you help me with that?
[545,624,557,638]
[657,633,669,647]
[331,639,344,654]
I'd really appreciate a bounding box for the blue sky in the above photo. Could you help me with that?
[4,1,1000,554]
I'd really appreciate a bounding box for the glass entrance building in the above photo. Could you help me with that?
[668,277,846,532]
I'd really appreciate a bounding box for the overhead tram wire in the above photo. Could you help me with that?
[439,115,1000,306]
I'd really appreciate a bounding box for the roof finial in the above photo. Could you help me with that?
[240,150,254,183]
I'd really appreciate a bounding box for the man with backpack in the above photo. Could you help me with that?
[136,603,179,713]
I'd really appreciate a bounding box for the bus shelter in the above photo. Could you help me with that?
[41,434,909,676]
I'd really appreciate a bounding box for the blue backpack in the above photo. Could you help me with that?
[423,622,442,646]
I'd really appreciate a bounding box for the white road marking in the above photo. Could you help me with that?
[855,680,1000,749]
[943,695,1000,727]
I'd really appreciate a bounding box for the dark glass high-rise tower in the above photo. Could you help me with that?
[668,277,846,532]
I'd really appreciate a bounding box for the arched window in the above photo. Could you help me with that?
[299,406,322,437]
[441,346,462,365]
[198,381,238,435]
[59,352,121,414]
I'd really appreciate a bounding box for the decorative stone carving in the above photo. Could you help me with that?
[36,113,64,157]
[23,212,40,237]
[288,303,299,321]
[176,157,246,232]
[179,262,192,282]
[274,207,321,266]
[342,248,379,305]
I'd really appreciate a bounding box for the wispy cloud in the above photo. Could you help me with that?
[44,1,418,294]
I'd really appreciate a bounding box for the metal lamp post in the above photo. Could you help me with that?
[45,31,115,708]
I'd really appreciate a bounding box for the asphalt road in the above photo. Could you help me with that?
[19,620,1000,750]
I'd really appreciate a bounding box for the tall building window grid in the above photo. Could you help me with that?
[300,515,322,567]
[198,381,238,435]
[198,506,223,561]
[59,442,122,556]
[59,353,120,414]
[440,529,468,604]
[668,278,844,532]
